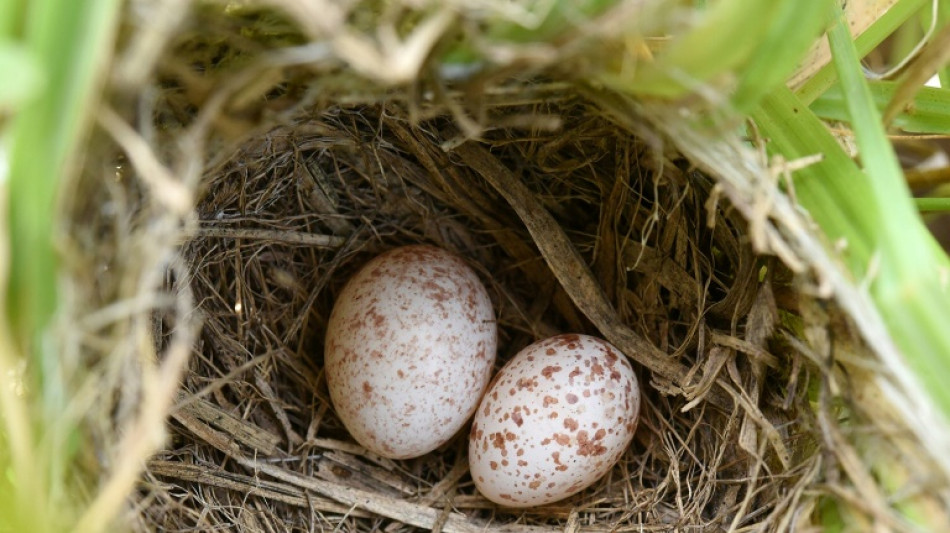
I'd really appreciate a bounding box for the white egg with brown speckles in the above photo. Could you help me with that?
[469,334,639,507]
[325,245,497,459]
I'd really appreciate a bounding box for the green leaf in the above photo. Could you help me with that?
[3,0,121,529]
[916,197,950,212]
[731,0,829,110]
[812,81,950,134]
[755,1,950,439]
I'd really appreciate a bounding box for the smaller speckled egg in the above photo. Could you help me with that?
[469,334,640,507]
[325,245,497,459]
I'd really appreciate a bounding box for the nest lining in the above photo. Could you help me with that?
[124,98,821,532]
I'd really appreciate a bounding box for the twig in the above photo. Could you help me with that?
[185,226,347,248]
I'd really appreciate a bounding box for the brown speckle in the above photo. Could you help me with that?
[512,410,524,427]
[591,361,604,376]
[566,393,579,404]
[516,377,536,390]
[491,432,506,450]
[543,395,558,407]
[564,418,579,431]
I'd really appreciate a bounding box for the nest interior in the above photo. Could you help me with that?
[126,94,821,531]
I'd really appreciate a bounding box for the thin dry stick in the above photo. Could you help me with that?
[452,141,732,410]
[147,460,366,515]
[186,226,347,248]
[883,21,950,125]
[174,411,555,533]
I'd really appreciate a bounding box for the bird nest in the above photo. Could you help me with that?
[117,97,820,530]
[56,3,949,532]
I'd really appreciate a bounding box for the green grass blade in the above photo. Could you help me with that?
[731,0,828,110]
[600,0,779,98]
[824,1,927,259]
[3,0,121,530]
[812,81,950,134]
[915,198,950,212]
[754,1,950,438]
[753,81,950,533]
[752,89,876,274]
[7,0,120,365]
[796,0,929,104]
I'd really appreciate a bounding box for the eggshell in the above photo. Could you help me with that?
[324,245,497,459]
[469,334,640,507]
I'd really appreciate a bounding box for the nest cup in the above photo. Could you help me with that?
[128,94,815,531]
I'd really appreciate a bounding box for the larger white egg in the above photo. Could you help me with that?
[325,245,497,459]
[469,334,640,507]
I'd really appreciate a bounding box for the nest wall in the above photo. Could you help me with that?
[120,100,821,531]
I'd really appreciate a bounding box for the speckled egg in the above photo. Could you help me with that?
[324,245,497,459]
[469,334,640,507]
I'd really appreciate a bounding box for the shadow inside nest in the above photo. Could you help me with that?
[142,102,814,531]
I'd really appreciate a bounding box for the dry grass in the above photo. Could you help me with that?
[53,1,950,531]
[120,102,818,530]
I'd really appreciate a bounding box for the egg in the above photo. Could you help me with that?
[469,334,640,507]
[324,245,497,459]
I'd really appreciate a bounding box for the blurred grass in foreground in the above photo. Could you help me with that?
[1,0,120,531]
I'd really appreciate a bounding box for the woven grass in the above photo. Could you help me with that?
[54,2,950,531]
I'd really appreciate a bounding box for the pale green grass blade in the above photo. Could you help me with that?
[3,0,121,530]
[753,83,950,533]
[755,1,950,432]
[824,1,933,261]
[752,89,876,274]
[796,0,929,104]
[7,0,120,369]
[812,81,950,134]
[600,0,779,98]
[755,84,950,412]
[731,0,828,110]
